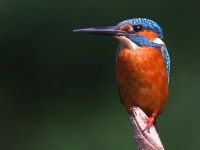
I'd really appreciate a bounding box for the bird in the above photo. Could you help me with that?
[73,18,170,129]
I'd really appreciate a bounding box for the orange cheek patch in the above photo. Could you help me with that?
[119,24,133,32]
[136,30,158,41]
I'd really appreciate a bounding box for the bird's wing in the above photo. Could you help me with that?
[161,45,170,83]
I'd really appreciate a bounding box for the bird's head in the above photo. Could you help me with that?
[74,18,165,50]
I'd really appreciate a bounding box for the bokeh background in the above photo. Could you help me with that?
[1,0,200,149]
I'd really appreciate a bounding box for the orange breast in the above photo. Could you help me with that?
[116,47,168,117]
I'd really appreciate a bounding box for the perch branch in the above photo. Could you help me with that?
[130,107,164,150]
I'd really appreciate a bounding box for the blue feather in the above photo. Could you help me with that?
[127,35,161,48]
[161,45,170,83]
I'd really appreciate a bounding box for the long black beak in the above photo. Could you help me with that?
[73,26,128,36]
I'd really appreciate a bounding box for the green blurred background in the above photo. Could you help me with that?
[1,0,200,149]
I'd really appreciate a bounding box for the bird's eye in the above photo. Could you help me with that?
[133,25,143,32]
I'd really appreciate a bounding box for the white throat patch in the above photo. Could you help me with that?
[114,36,139,50]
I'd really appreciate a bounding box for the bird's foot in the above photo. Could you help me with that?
[129,105,135,112]
[129,105,137,117]
[147,113,156,129]
[143,112,156,133]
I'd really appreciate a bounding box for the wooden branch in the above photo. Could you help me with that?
[130,107,164,150]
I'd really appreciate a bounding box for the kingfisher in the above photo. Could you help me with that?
[74,18,170,129]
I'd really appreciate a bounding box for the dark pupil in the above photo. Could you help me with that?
[133,25,143,32]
